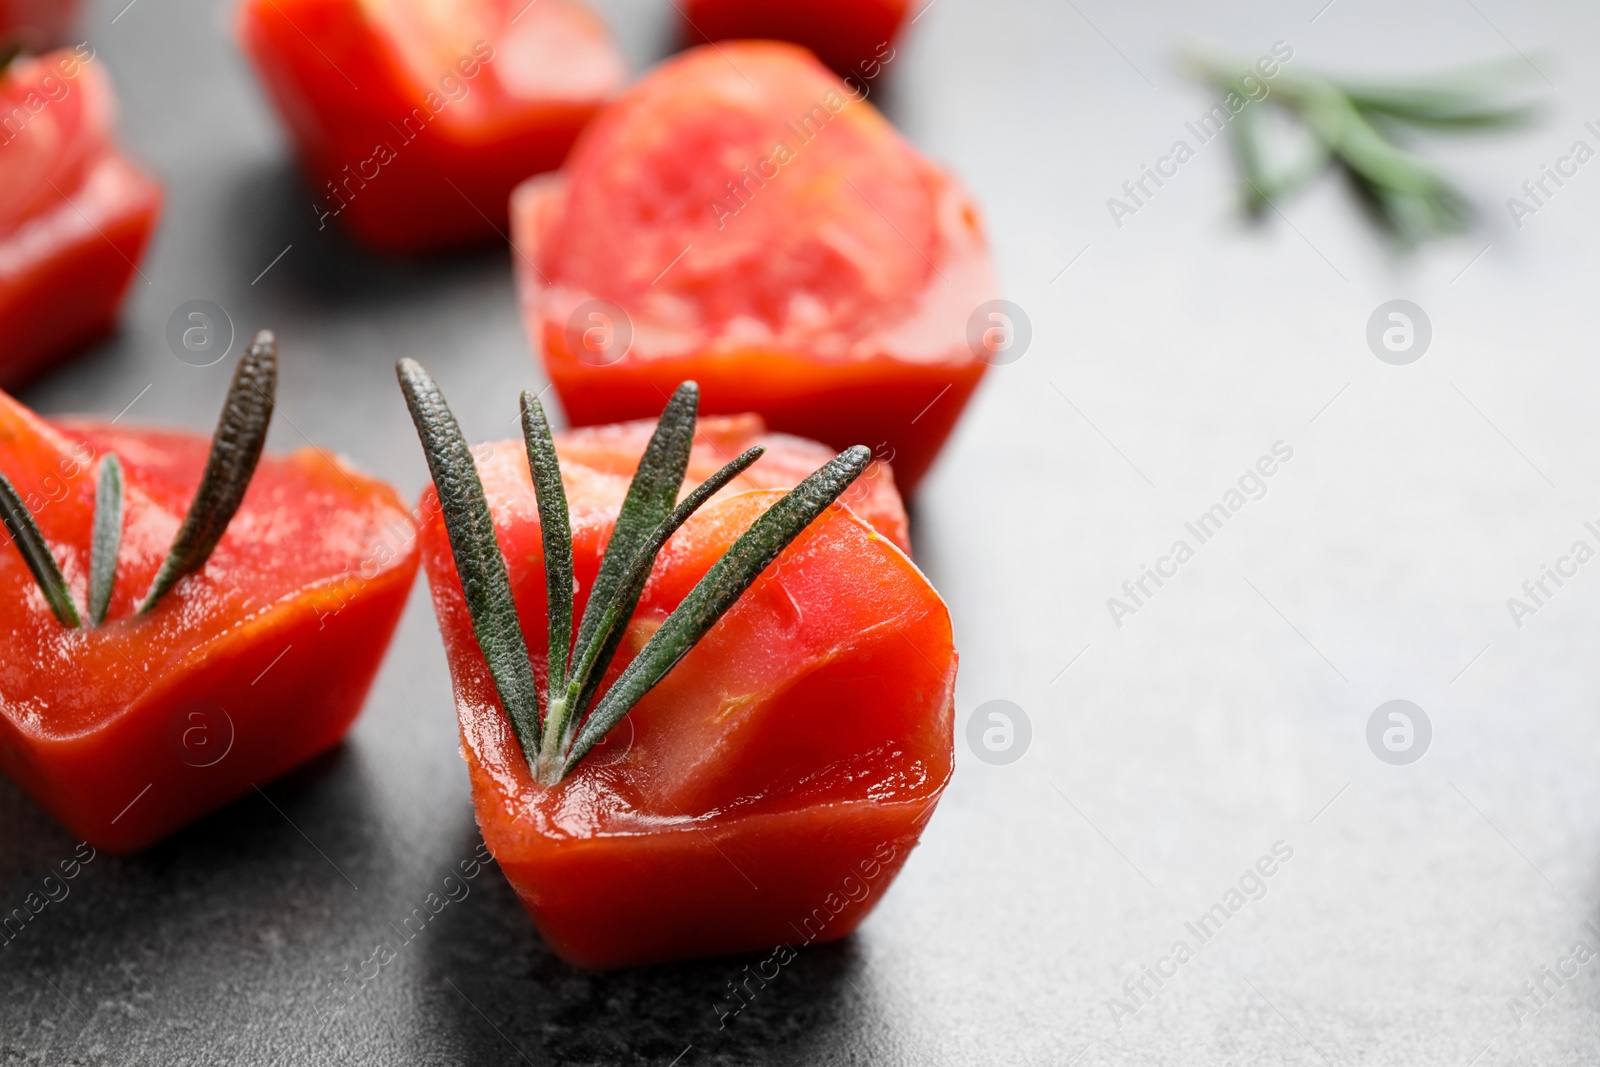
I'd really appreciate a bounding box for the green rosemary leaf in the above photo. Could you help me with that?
[1351,168,1470,244]
[519,392,574,697]
[1347,88,1536,130]
[397,359,542,762]
[140,330,277,613]
[1340,60,1543,130]
[564,383,698,722]
[1301,90,1471,241]
[89,454,124,626]
[1302,90,1433,189]
[562,445,871,777]
[1229,98,1273,215]
[0,470,80,628]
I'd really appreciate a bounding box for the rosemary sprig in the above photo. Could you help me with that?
[2,330,277,627]
[89,454,124,626]
[400,363,871,786]
[0,470,81,628]
[1184,53,1542,243]
[140,330,277,614]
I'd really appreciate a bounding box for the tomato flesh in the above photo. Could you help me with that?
[421,415,954,968]
[0,49,162,388]
[681,0,910,80]
[237,0,627,253]
[0,389,420,851]
[513,41,996,492]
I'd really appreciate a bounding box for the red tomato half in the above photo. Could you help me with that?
[0,389,420,852]
[420,415,955,968]
[512,42,997,493]
[0,0,83,52]
[0,48,162,389]
[681,0,910,80]
[237,0,627,253]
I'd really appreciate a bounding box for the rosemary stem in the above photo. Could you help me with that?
[535,694,569,786]
[557,681,586,755]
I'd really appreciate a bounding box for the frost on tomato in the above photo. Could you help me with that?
[513,41,999,493]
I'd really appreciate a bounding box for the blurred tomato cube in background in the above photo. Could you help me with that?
[680,0,909,80]
[237,0,626,253]
[0,0,83,53]
[513,41,997,493]
[0,45,161,388]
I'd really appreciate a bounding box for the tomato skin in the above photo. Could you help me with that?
[534,318,985,496]
[420,415,954,968]
[0,0,83,52]
[681,0,910,80]
[512,43,996,493]
[498,799,929,968]
[237,0,626,254]
[0,51,162,389]
[0,392,420,852]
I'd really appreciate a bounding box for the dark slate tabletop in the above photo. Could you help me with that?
[6,0,1600,1064]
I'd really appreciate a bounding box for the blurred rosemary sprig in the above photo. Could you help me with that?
[1183,52,1544,244]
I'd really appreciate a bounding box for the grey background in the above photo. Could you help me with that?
[4,0,1600,1064]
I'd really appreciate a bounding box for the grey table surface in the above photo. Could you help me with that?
[5,0,1600,1064]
